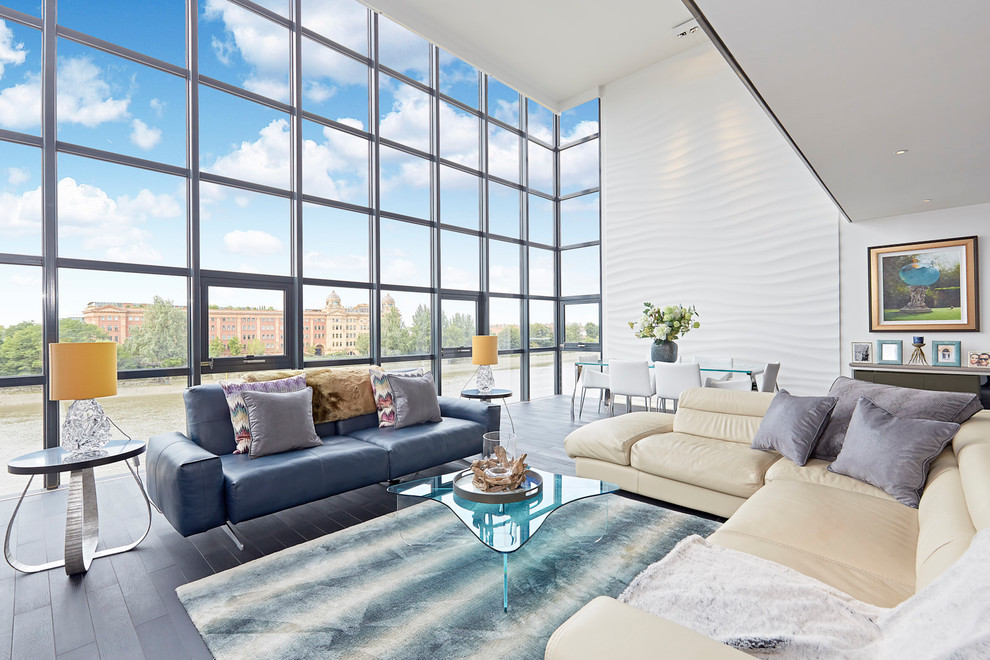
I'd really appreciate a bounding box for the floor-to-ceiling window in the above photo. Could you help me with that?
[0,0,600,492]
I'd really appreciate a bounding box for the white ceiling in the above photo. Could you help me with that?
[358,0,705,113]
[692,0,990,221]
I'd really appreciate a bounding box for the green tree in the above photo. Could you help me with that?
[529,322,554,348]
[584,322,599,342]
[59,318,110,343]
[227,336,243,356]
[0,322,43,376]
[442,311,475,348]
[497,324,520,350]
[209,336,226,357]
[355,332,370,356]
[565,322,583,342]
[247,338,265,356]
[410,304,432,354]
[124,297,186,368]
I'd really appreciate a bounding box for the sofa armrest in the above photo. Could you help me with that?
[438,396,500,432]
[147,432,227,537]
[564,412,674,466]
[545,596,747,659]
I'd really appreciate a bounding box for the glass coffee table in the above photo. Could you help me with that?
[388,468,618,611]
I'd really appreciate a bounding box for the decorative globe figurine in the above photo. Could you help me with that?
[898,258,940,313]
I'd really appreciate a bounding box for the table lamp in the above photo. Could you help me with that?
[472,335,498,393]
[49,342,119,456]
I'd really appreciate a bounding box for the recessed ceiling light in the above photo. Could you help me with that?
[894,149,909,155]
[921,199,932,203]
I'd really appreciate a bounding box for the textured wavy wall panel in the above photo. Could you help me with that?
[601,44,842,394]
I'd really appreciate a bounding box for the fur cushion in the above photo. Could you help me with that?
[243,367,378,424]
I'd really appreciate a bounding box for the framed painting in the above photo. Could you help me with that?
[932,340,962,367]
[869,236,979,332]
[851,342,872,363]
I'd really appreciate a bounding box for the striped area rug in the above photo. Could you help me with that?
[178,495,720,659]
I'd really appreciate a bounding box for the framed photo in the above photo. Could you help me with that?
[932,340,962,367]
[851,342,873,363]
[969,351,990,368]
[869,236,979,332]
[876,339,903,365]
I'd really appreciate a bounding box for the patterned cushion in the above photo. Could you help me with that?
[370,367,425,428]
[220,374,308,454]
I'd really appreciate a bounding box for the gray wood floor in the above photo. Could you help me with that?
[0,395,679,660]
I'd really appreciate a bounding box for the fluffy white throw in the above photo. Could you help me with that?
[619,529,990,659]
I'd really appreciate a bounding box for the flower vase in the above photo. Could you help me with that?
[651,340,678,363]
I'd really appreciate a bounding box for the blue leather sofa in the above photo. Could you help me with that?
[147,383,499,538]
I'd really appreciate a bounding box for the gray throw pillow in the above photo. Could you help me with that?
[242,387,322,459]
[813,376,981,461]
[751,390,838,466]
[387,372,442,429]
[828,397,959,508]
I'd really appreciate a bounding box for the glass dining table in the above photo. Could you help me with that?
[570,361,764,420]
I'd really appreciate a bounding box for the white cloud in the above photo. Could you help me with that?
[379,80,430,152]
[57,57,130,127]
[6,166,29,185]
[300,0,368,55]
[303,80,334,104]
[130,119,162,150]
[303,250,368,282]
[224,229,283,256]
[207,118,291,188]
[149,98,165,117]
[0,20,28,77]
[203,0,289,101]
[0,72,40,130]
[0,185,41,235]
[562,119,599,144]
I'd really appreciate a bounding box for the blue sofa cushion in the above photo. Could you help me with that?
[184,384,238,455]
[337,411,378,435]
[346,417,485,478]
[219,435,388,524]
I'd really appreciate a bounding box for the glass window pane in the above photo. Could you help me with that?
[439,50,478,108]
[378,16,429,84]
[200,86,291,189]
[200,181,290,275]
[59,269,188,368]
[0,140,41,255]
[380,219,430,287]
[529,351,556,399]
[488,124,519,183]
[302,0,368,55]
[381,290,431,357]
[55,40,185,166]
[527,99,553,144]
[528,140,553,194]
[2,1,40,16]
[302,203,369,282]
[199,0,290,102]
[489,240,519,294]
[302,37,369,127]
[0,21,41,134]
[0,264,43,376]
[560,138,599,195]
[441,299,475,349]
[207,286,285,357]
[561,246,600,297]
[529,247,555,297]
[439,165,479,230]
[0,385,43,495]
[440,101,479,169]
[490,297,521,350]
[561,192,600,245]
[250,0,290,18]
[440,231,478,291]
[492,353,520,403]
[488,182,519,238]
[59,0,185,65]
[379,74,430,153]
[487,77,518,127]
[379,146,429,218]
[561,98,599,146]
[529,300,554,349]
[564,303,600,345]
[528,194,554,246]
[302,286,370,359]
[302,120,369,206]
[57,155,187,267]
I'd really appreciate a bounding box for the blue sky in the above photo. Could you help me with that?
[0,1,600,327]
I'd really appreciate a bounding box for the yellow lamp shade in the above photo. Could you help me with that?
[472,335,498,366]
[49,342,118,401]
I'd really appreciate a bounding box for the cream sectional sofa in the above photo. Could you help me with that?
[547,387,990,658]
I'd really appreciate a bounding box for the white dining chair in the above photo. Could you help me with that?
[654,362,702,413]
[707,362,781,392]
[608,360,655,416]
[759,363,781,392]
[577,353,609,418]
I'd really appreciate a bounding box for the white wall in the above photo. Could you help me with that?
[601,44,843,394]
[839,203,990,366]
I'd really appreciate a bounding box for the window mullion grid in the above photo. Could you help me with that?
[369,11,382,367]
[430,44,442,386]
[187,0,202,387]
[289,0,304,369]
[41,0,59,477]
[518,91,530,400]
[553,109,563,394]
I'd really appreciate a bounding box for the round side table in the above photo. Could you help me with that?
[5,439,151,576]
[461,388,514,432]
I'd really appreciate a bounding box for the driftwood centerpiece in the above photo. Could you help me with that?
[470,445,528,492]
